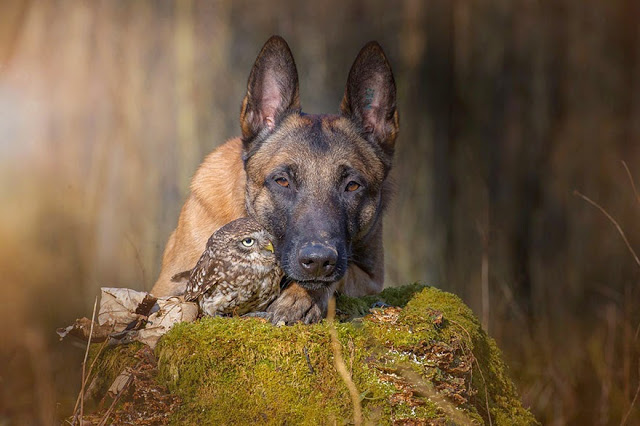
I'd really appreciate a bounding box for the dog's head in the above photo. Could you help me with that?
[240,36,398,290]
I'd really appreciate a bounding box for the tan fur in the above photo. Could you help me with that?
[151,138,246,296]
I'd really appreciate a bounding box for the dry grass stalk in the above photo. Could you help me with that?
[573,191,640,268]
[327,297,363,426]
[71,296,98,424]
[396,365,477,425]
[97,373,133,426]
[621,161,640,205]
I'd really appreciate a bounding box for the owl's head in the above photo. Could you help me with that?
[171,218,281,286]
[210,217,277,263]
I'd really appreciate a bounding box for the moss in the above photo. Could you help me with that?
[335,282,427,317]
[86,342,144,397]
[390,288,538,425]
[157,318,391,424]
[90,285,537,425]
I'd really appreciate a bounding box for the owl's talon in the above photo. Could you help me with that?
[242,311,273,321]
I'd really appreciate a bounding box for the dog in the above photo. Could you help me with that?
[151,35,398,324]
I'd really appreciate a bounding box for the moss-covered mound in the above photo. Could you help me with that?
[89,285,537,425]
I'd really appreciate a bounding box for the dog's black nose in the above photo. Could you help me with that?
[298,243,337,278]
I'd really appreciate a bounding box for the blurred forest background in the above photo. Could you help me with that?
[1,0,639,424]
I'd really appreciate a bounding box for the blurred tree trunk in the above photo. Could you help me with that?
[426,0,456,286]
[620,0,640,156]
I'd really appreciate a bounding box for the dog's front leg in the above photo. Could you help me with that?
[266,282,335,325]
[336,262,384,297]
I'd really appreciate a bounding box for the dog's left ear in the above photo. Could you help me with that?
[240,36,301,143]
[340,42,399,156]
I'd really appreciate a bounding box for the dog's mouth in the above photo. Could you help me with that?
[281,277,335,291]
[282,265,347,290]
[294,277,338,290]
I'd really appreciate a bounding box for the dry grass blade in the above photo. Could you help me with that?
[81,297,98,420]
[573,190,640,268]
[621,161,640,205]
[397,365,477,426]
[97,373,133,426]
[327,297,362,426]
[71,296,98,424]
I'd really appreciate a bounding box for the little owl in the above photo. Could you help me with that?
[174,217,284,317]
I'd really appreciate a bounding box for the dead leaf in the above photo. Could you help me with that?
[136,297,198,349]
[56,317,114,342]
[108,368,133,397]
[97,288,150,331]
[59,289,197,349]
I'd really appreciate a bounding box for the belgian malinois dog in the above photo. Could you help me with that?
[151,36,398,324]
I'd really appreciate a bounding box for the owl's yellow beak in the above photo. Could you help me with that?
[264,241,275,253]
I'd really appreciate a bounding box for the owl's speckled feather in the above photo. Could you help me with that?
[183,217,283,316]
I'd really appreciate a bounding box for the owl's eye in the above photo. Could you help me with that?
[241,238,255,247]
[345,181,360,192]
[275,177,289,188]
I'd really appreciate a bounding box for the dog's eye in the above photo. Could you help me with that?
[275,177,290,188]
[345,181,360,192]
[241,238,255,247]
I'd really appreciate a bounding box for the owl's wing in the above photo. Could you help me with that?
[171,270,191,283]
[184,249,224,302]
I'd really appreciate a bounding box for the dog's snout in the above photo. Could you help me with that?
[297,243,337,278]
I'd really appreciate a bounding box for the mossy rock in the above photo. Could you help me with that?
[90,284,537,425]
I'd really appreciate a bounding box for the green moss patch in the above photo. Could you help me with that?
[88,285,537,425]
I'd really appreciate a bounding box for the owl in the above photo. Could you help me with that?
[177,217,284,317]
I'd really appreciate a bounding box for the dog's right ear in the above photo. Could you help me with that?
[240,36,301,143]
[340,41,398,157]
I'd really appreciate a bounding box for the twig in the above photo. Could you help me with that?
[621,161,640,205]
[476,220,490,333]
[327,297,362,426]
[97,373,133,426]
[82,340,110,396]
[81,297,98,420]
[303,346,315,374]
[573,190,640,268]
[72,296,98,424]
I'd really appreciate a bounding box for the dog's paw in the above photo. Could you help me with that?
[266,282,332,325]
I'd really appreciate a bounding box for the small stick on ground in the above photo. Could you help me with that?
[303,346,315,374]
[573,190,640,268]
[327,297,362,426]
